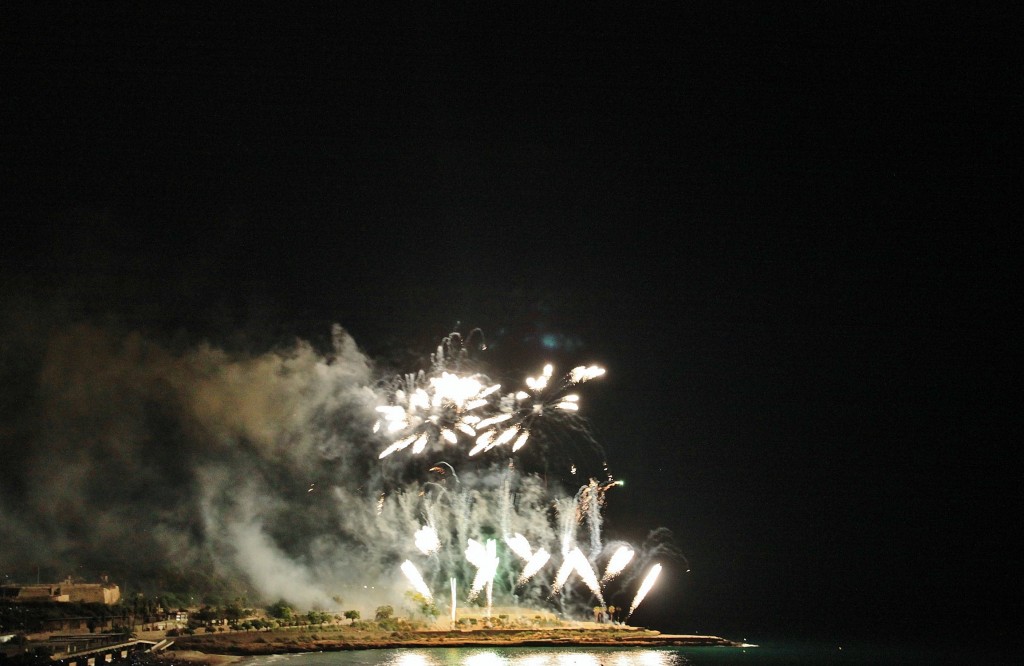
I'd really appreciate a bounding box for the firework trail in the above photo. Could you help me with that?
[556,495,580,558]
[504,533,534,561]
[504,532,552,585]
[552,547,605,607]
[400,560,433,602]
[576,477,620,557]
[518,548,551,585]
[601,545,635,584]
[450,578,457,626]
[464,538,499,603]
[552,553,575,594]
[628,563,663,618]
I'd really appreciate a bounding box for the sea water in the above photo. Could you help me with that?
[237,641,1016,666]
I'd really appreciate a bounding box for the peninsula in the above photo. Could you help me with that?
[157,624,744,663]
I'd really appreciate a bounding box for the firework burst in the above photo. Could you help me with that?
[374,333,604,462]
[378,330,671,624]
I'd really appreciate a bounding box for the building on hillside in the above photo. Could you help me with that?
[0,578,121,605]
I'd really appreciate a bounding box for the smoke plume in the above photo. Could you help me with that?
[1,309,668,618]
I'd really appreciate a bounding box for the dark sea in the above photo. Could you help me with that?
[237,642,1015,666]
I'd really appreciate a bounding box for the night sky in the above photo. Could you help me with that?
[2,3,1018,647]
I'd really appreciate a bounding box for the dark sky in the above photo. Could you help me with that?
[2,2,1018,646]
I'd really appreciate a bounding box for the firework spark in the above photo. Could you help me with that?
[376,370,499,459]
[14,320,679,628]
[601,545,635,583]
[374,335,604,460]
[518,548,551,585]
[553,547,604,603]
[628,563,663,618]
[504,532,534,561]
[371,331,677,626]
[465,538,499,602]
[470,363,605,458]
[414,525,441,555]
[400,560,433,602]
[450,578,457,626]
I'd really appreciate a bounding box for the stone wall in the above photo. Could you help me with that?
[0,582,121,605]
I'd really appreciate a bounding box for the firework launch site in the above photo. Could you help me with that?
[0,327,748,662]
[164,624,743,659]
[1,600,743,666]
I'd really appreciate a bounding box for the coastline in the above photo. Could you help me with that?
[157,627,744,662]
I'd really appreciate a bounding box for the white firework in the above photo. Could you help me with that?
[552,547,604,603]
[376,370,500,459]
[374,332,604,460]
[518,548,551,585]
[601,545,635,583]
[375,331,677,625]
[465,538,499,602]
[400,560,433,602]
[470,363,606,457]
[628,563,663,617]
[414,525,441,555]
[504,532,534,561]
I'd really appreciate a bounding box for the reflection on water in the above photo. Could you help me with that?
[241,642,1018,666]
[386,648,683,666]
[255,647,686,666]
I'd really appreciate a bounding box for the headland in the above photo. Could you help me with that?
[156,624,743,663]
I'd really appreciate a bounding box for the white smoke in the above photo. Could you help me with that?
[0,317,672,620]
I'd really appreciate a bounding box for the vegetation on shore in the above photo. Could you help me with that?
[166,623,741,656]
[2,597,744,665]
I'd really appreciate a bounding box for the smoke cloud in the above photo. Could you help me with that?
[0,309,672,618]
